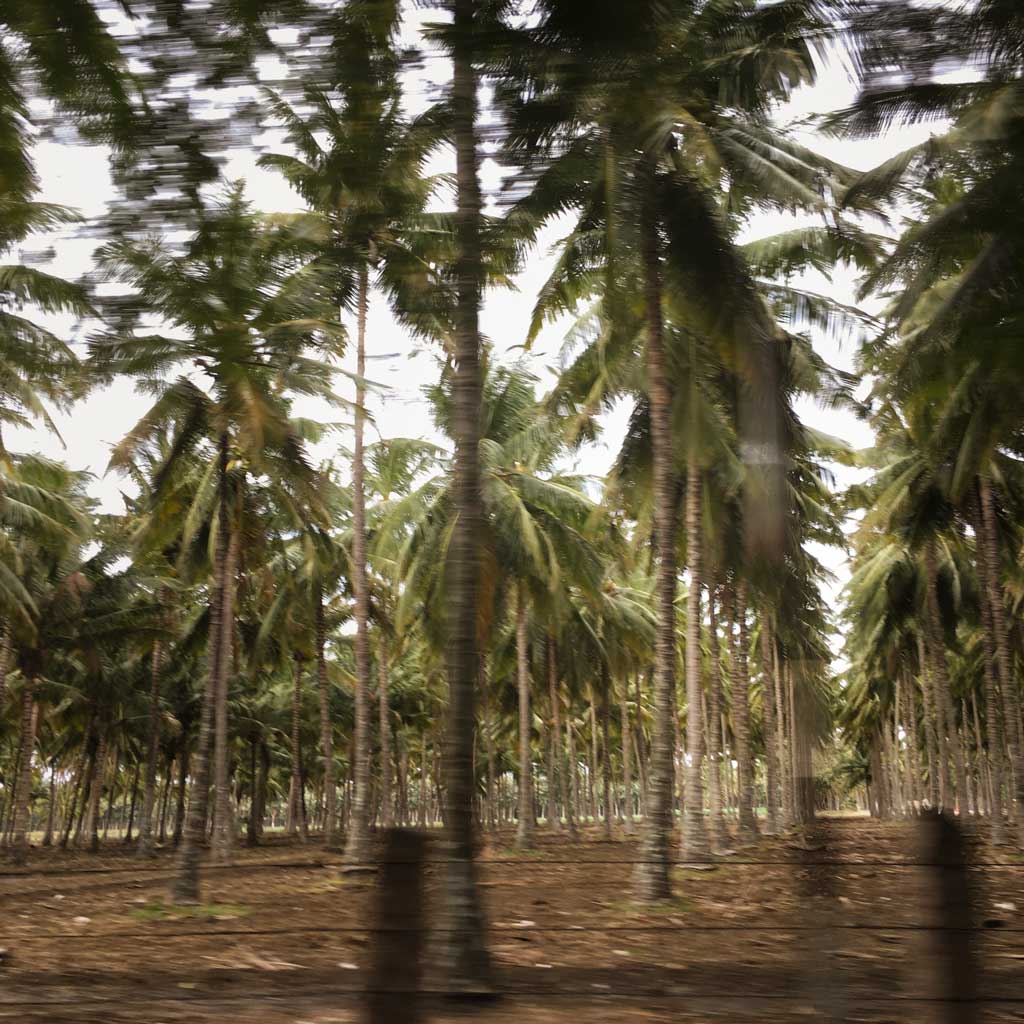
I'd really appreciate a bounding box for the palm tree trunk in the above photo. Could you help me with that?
[924,537,968,814]
[917,633,942,808]
[124,761,140,842]
[418,734,428,828]
[378,638,392,829]
[315,594,338,850]
[789,663,815,824]
[158,758,172,842]
[11,680,37,865]
[974,494,1006,839]
[774,644,793,827]
[60,733,89,850]
[682,464,709,859]
[761,616,780,834]
[566,716,577,833]
[173,741,189,847]
[980,477,1023,838]
[620,674,634,835]
[730,583,757,838]
[903,671,922,812]
[42,761,57,847]
[706,585,728,849]
[481,656,496,831]
[345,261,373,865]
[171,432,231,903]
[970,691,988,816]
[138,624,165,857]
[635,671,648,818]
[600,664,612,840]
[290,654,308,841]
[87,731,108,853]
[442,25,490,967]
[635,160,678,901]
[515,584,533,849]
[212,523,240,863]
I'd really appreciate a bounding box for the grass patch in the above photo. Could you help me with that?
[131,901,250,922]
[609,895,696,916]
[673,863,737,883]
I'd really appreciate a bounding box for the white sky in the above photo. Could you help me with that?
[9,13,941,656]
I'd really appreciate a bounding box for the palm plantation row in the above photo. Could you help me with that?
[1,0,1023,989]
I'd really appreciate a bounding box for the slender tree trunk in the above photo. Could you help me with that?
[706,586,728,849]
[559,682,576,838]
[138,624,165,857]
[544,641,558,829]
[173,742,189,848]
[761,616,780,834]
[315,594,338,850]
[87,731,108,854]
[212,523,240,864]
[158,758,172,843]
[974,495,1006,840]
[635,671,648,818]
[730,583,757,838]
[290,654,308,842]
[917,634,942,809]
[170,432,230,902]
[980,477,1022,838]
[481,656,496,831]
[621,674,634,835]
[903,672,922,812]
[970,691,988,816]
[601,665,612,840]
[635,160,678,901]
[345,262,373,865]
[682,464,709,858]
[925,538,968,814]
[246,741,259,844]
[566,716,577,834]
[125,761,140,843]
[11,680,37,865]
[378,638,392,830]
[515,584,533,849]
[440,41,491,950]
[774,644,794,827]
[74,743,95,847]
[418,734,428,828]
[60,734,89,850]
[42,761,57,847]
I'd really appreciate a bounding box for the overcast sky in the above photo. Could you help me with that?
[9,15,941,650]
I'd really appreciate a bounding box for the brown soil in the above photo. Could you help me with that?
[2,817,1022,1022]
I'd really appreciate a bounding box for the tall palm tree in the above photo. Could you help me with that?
[6,458,93,864]
[91,183,342,901]
[260,0,444,861]
[501,0,855,895]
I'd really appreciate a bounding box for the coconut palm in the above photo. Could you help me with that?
[400,362,604,847]
[259,11,441,858]
[90,183,343,901]
[499,0,862,894]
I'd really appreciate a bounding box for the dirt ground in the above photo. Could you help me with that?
[2,816,1023,1022]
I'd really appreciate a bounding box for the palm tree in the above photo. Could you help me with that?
[6,458,93,864]
[400,362,604,848]
[260,0,444,862]
[91,183,342,901]
[501,0,856,895]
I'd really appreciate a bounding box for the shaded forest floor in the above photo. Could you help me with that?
[2,817,1024,1022]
